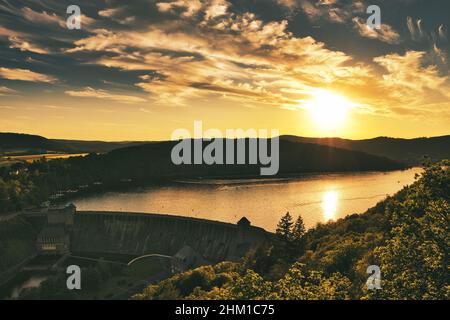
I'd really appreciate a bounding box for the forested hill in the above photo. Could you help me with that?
[50,139,147,153]
[91,138,404,179]
[0,133,142,154]
[282,135,450,165]
[0,133,72,153]
[133,161,450,300]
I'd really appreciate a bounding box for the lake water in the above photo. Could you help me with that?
[72,168,421,232]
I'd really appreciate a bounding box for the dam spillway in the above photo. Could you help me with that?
[69,211,270,262]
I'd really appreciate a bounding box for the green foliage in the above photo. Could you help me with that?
[363,161,449,300]
[271,263,351,300]
[366,196,449,297]
[132,262,239,300]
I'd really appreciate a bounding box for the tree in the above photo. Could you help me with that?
[292,215,306,254]
[276,212,293,241]
[292,215,305,241]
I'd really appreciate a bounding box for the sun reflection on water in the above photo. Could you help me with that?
[322,191,338,221]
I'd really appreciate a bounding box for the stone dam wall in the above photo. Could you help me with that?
[70,211,270,262]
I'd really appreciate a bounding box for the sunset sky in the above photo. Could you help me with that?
[0,0,449,141]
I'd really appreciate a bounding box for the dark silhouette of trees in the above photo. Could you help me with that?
[276,212,293,241]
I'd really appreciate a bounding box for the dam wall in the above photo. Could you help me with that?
[70,211,270,262]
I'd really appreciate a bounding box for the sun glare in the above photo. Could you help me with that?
[322,191,339,222]
[305,90,352,130]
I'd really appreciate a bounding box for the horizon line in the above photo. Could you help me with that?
[1,131,450,144]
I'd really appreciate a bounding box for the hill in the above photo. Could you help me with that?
[0,133,146,154]
[282,135,450,165]
[0,133,72,154]
[50,139,147,153]
[93,138,405,180]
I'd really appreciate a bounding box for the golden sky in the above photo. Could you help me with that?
[0,0,449,141]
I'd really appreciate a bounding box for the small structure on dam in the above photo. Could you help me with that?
[34,205,270,264]
[36,204,75,254]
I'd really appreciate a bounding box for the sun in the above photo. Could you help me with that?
[305,90,352,130]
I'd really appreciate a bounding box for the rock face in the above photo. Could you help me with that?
[70,211,269,262]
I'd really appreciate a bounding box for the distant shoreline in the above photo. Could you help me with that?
[171,166,417,185]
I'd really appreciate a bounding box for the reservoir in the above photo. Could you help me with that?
[72,168,421,232]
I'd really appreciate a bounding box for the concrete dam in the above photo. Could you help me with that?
[35,205,270,264]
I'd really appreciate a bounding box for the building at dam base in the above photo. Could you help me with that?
[33,205,270,268]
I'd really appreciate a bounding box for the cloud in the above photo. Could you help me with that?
[0,27,50,54]
[275,0,298,9]
[407,17,424,41]
[353,17,400,44]
[65,87,147,103]
[139,107,154,114]
[373,51,450,108]
[8,36,49,54]
[204,0,228,20]
[279,0,365,24]
[0,86,17,95]
[405,17,449,74]
[20,7,65,27]
[43,105,75,110]
[0,68,57,83]
[157,0,203,17]
[98,7,136,24]
[98,7,122,18]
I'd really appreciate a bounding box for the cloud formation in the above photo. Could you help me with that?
[66,2,372,108]
[0,86,17,95]
[0,0,449,132]
[65,87,147,103]
[352,17,400,44]
[0,67,57,83]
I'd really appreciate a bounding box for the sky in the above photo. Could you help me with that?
[0,0,449,141]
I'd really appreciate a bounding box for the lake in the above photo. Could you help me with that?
[72,168,422,232]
